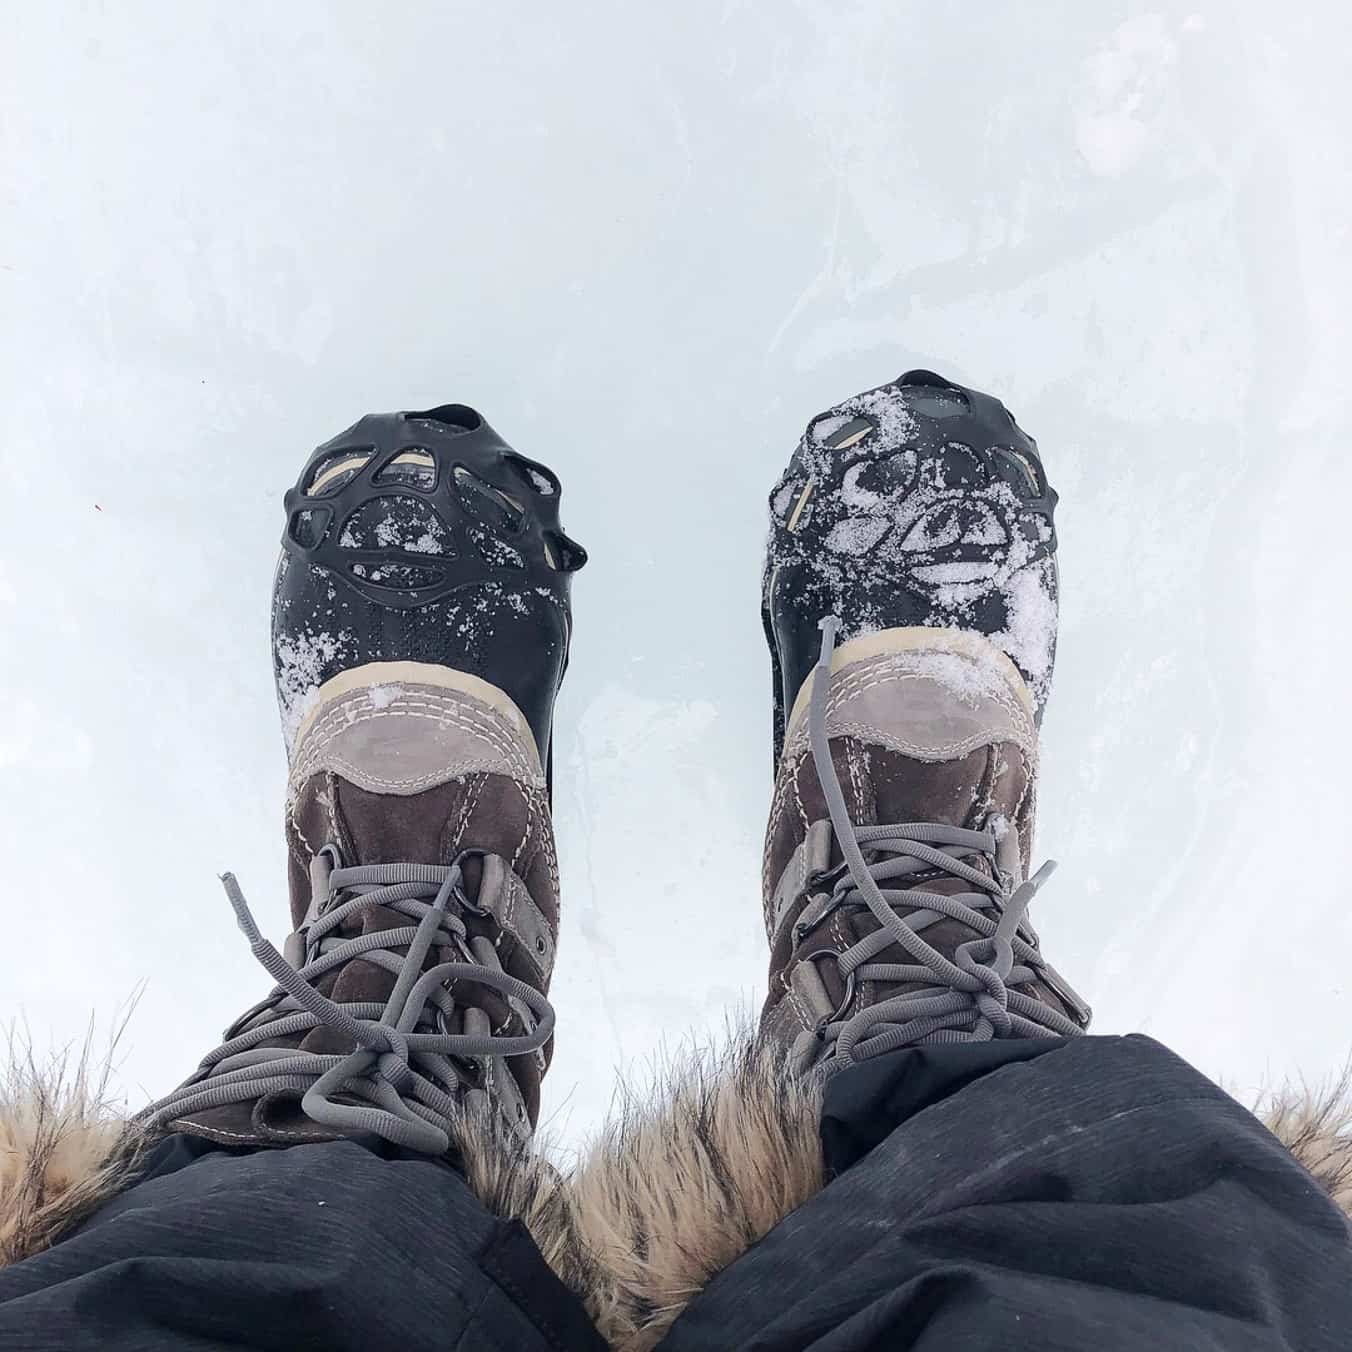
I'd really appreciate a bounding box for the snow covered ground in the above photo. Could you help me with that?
[3,2,1350,1146]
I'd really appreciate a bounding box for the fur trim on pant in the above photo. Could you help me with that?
[2,1035,1350,1352]
[0,1033,143,1268]
[560,1037,825,1351]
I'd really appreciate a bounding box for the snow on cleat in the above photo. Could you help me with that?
[763,369,1058,762]
[273,402,586,774]
[142,405,585,1154]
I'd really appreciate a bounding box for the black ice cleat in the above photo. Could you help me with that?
[763,370,1059,764]
[273,403,586,780]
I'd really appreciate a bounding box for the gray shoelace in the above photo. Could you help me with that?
[793,618,1089,1072]
[140,854,553,1155]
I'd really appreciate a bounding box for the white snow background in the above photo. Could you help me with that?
[3,2,1350,1146]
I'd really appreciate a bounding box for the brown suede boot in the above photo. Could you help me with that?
[143,403,583,1153]
[760,373,1089,1072]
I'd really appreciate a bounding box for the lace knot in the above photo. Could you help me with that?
[140,858,554,1154]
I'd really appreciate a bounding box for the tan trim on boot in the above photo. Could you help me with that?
[292,660,538,758]
[783,625,1036,756]
[288,662,545,803]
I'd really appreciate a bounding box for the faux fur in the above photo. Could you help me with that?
[562,1037,824,1351]
[2,1033,1349,1352]
[452,1108,603,1316]
[1256,1071,1352,1214]
[0,1031,143,1268]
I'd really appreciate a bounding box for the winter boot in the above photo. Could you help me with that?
[760,371,1089,1072]
[142,403,585,1154]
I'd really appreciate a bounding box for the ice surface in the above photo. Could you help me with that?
[2,3,1350,1148]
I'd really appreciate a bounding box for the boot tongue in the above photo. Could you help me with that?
[765,735,1027,941]
[325,775,488,935]
[278,774,498,1055]
[830,740,1031,878]
[855,744,1024,834]
[329,777,464,865]
[286,774,469,926]
[833,740,1031,978]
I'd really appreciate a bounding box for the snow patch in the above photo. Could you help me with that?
[991,561,1058,696]
[367,683,402,710]
[906,648,1013,708]
[406,532,444,555]
[275,627,354,746]
[913,561,1000,584]
[839,462,881,510]
[825,516,890,556]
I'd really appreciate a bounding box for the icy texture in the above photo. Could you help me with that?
[3,5,1350,1149]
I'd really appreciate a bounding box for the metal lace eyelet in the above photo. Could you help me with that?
[446,1053,486,1091]
[448,848,490,915]
[795,880,848,944]
[806,862,849,892]
[804,949,858,1030]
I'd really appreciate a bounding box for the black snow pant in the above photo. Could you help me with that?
[1,1035,1348,1350]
